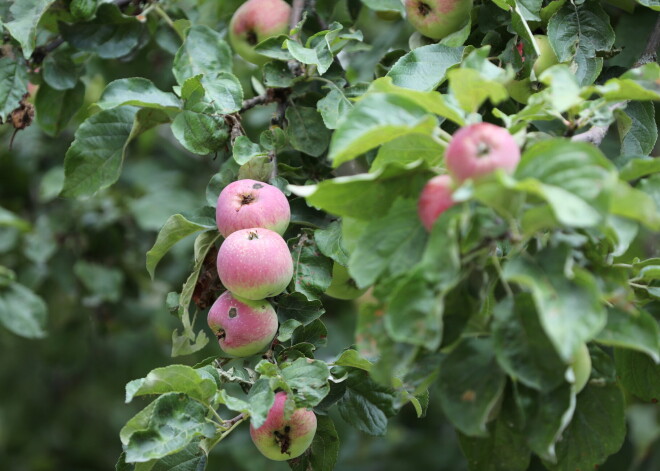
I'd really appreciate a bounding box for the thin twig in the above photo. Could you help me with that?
[290,0,306,35]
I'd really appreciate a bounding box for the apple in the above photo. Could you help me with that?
[532,34,559,76]
[404,0,473,40]
[217,228,293,300]
[250,391,317,461]
[229,0,291,65]
[207,291,278,357]
[445,123,521,182]
[324,262,367,300]
[216,179,290,237]
[418,174,456,231]
[571,343,591,394]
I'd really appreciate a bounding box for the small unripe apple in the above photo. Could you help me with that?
[404,0,473,40]
[216,179,290,237]
[418,174,456,231]
[324,262,367,300]
[207,291,278,357]
[571,343,591,394]
[532,34,559,76]
[229,0,291,65]
[445,123,521,182]
[250,392,317,461]
[217,228,293,300]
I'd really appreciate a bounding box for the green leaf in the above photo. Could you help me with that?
[70,0,98,21]
[0,56,28,121]
[173,25,233,85]
[74,260,124,303]
[125,365,218,404]
[547,1,615,85]
[337,369,396,436]
[492,294,566,391]
[3,0,56,58]
[171,111,229,155]
[545,383,626,470]
[247,378,276,428]
[595,63,660,101]
[0,207,30,231]
[62,107,169,197]
[201,72,244,114]
[619,101,657,157]
[503,245,606,362]
[122,393,216,463]
[276,292,325,325]
[317,88,353,130]
[348,198,427,288]
[232,136,266,165]
[438,337,507,437]
[327,93,437,166]
[289,231,333,301]
[289,161,429,220]
[614,348,660,402]
[610,181,660,229]
[60,3,145,59]
[132,441,207,471]
[98,78,181,111]
[619,156,660,181]
[596,307,660,363]
[285,106,331,157]
[370,134,445,172]
[281,357,331,407]
[636,0,660,11]
[314,221,349,266]
[0,281,47,339]
[448,68,509,112]
[35,81,85,137]
[288,415,339,471]
[458,394,531,471]
[333,349,373,372]
[518,383,575,461]
[42,49,79,91]
[386,43,464,92]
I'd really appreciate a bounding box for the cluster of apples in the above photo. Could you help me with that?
[418,123,521,230]
[209,179,317,461]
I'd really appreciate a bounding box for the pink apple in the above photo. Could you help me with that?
[445,123,521,182]
[216,179,290,237]
[404,0,473,40]
[217,228,293,300]
[418,174,456,231]
[207,291,278,357]
[229,0,292,65]
[250,392,317,461]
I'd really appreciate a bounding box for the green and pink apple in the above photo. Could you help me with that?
[417,174,456,231]
[229,0,291,65]
[324,263,367,300]
[207,291,278,357]
[216,179,290,237]
[404,0,473,40]
[217,228,293,300]
[445,123,521,182]
[250,392,317,461]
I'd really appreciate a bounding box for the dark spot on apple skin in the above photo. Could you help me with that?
[217,329,226,340]
[418,2,431,16]
[246,30,258,45]
[273,427,292,455]
[228,307,238,318]
[253,183,264,189]
[240,193,256,206]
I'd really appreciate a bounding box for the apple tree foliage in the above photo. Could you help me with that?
[1,0,660,470]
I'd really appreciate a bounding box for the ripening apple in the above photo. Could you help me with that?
[418,174,456,231]
[216,179,290,237]
[207,291,278,357]
[404,0,473,40]
[229,0,291,65]
[217,228,293,300]
[250,392,317,461]
[445,123,521,182]
[571,343,592,394]
[324,262,367,300]
[532,34,560,76]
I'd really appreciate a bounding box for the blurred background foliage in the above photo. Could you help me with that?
[1,1,659,470]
